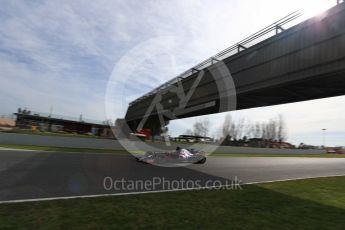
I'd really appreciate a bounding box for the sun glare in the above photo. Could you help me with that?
[299,0,335,19]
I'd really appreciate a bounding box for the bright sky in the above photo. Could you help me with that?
[1,0,343,146]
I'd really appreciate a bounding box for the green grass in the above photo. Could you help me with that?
[0,176,345,229]
[0,144,144,155]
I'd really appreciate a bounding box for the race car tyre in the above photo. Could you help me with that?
[195,157,206,164]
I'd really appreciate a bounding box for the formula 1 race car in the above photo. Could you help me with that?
[135,147,207,165]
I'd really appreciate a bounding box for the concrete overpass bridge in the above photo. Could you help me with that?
[124,2,345,136]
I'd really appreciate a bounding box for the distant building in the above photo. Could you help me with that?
[0,118,15,130]
[14,109,114,138]
[249,138,294,149]
[269,141,294,149]
[325,147,344,154]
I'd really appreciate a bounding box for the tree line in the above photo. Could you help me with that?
[185,114,287,142]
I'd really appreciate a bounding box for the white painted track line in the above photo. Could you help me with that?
[1,174,344,204]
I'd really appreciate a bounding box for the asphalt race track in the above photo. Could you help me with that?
[1,149,345,202]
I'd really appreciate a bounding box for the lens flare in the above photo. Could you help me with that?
[300,0,334,19]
